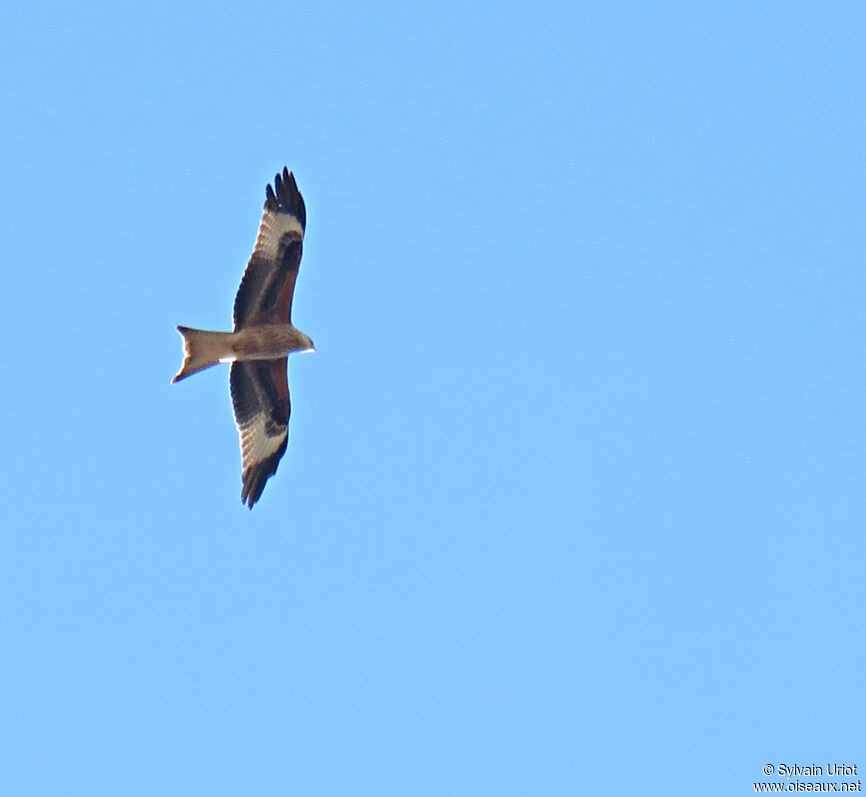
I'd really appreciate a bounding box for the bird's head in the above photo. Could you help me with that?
[299,332,315,354]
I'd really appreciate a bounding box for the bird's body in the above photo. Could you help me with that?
[173,324,313,378]
[172,168,313,508]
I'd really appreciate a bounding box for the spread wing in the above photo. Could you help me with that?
[233,168,306,330]
[230,358,290,508]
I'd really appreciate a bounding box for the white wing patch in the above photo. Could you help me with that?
[255,210,304,261]
[238,413,286,465]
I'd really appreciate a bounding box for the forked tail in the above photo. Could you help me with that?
[172,326,236,383]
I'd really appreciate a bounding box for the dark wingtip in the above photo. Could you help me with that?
[263,167,306,229]
[239,454,282,509]
[240,470,265,509]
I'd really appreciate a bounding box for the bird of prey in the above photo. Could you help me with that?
[172,168,314,508]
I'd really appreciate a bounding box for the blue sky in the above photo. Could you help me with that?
[2,2,865,795]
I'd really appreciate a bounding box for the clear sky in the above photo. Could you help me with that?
[2,2,864,795]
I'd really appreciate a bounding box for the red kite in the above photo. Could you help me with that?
[173,168,314,508]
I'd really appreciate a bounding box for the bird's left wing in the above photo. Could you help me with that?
[233,168,306,330]
[229,358,290,508]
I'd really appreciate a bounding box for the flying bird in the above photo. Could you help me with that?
[172,168,314,508]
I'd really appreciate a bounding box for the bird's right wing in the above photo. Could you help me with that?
[233,168,306,330]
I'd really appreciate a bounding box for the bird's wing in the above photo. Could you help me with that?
[233,168,306,330]
[230,358,290,508]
